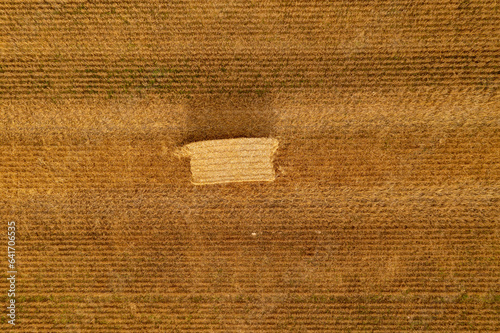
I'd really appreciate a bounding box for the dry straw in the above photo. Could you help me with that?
[177,137,279,185]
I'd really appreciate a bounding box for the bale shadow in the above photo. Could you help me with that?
[181,91,277,144]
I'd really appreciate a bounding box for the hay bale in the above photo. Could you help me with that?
[179,137,279,185]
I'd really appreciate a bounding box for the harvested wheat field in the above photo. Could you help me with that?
[1,0,499,332]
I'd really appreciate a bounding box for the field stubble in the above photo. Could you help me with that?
[0,0,499,331]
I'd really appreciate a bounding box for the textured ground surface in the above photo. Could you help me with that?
[1,0,499,332]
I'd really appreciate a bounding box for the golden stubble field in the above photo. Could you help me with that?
[1,0,499,332]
